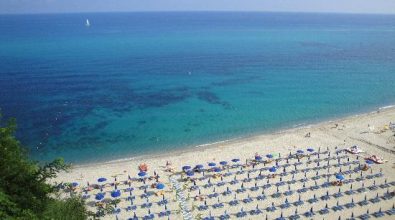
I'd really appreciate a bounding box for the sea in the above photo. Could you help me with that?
[0,12,394,163]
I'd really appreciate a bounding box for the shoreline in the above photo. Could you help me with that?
[55,104,395,220]
[69,104,395,169]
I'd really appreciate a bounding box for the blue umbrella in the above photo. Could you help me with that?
[220,161,228,166]
[255,155,262,161]
[71,182,78,187]
[98,177,107,182]
[156,183,165,190]
[195,164,204,169]
[213,167,222,172]
[95,193,105,200]
[366,160,374,165]
[111,190,121,198]
[186,170,194,176]
[336,174,344,181]
[297,150,304,154]
[269,166,277,172]
[307,148,314,152]
[182,165,191,170]
[138,171,147,177]
[208,162,216,167]
[266,154,273,159]
[231,159,240,163]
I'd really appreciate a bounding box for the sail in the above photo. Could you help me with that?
[86,19,90,27]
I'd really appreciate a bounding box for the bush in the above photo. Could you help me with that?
[44,196,87,220]
[0,113,87,219]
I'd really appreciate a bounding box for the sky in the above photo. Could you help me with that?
[1,0,395,14]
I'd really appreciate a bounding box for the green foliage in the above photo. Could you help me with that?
[44,196,88,220]
[0,113,87,219]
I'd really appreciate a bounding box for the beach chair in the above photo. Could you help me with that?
[249,205,262,215]
[320,191,331,201]
[197,204,209,211]
[333,188,344,198]
[242,195,253,204]
[369,192,381,203]
[212,202,224,209]
[293,195,304,206]
[228,199,239,206]
[358,209,370,220]
[332,201,343,212]
[372,208,385,218]
[319,204,329,215]
[385,187,395,198]
[304,207,314,218]
[202,215,214,220]
[219,211,230,220]
[386,204,395,215]
[257,190,267,201]
[283,187,294,196]
[266,202,277,212]
[279,198,291,209]
[236,208,247,218]
[289,208,300,220]
[358,195,369,206]
[307,194,318,204]
[275,212,286,220]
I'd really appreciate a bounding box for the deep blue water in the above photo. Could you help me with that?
[0,12,395,163]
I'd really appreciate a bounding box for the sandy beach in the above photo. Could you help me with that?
[55,106,395,219]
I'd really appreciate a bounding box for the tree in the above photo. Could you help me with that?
[0,113,87,219]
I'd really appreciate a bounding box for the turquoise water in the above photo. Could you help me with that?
[0,12,395,163]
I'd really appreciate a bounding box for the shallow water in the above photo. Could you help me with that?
[0,12,394,163]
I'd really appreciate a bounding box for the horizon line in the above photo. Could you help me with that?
[1,9,395,16]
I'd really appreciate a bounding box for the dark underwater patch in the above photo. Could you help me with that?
[196,91,232,109]
[137,120,147,125]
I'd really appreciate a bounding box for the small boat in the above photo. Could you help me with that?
[85,19,90,27]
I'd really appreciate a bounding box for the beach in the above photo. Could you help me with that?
[1,11,394,220]
[55,106,395,219]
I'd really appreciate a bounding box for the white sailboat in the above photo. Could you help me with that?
[85,19,90,27]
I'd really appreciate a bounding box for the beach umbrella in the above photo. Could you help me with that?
[297,150,304,154]
[98,177,107,182]
[255,155,262,161]
[231,158,240,163]
[336,173,345,181]
[366,160,374,165]
[156,183,165,190]
[266,154,273,159]
[195,164,204,169]
[213,167,221,172]
[307,148,314,152]
[138,171,147,177]
[186,170,194,177]
[220,161,228,166]
[95,193,105,200]
[208,162,216,167]
[269,166,277,172]
[71,182,78,187]
[182,165,191,170]
[111,190,121,198]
